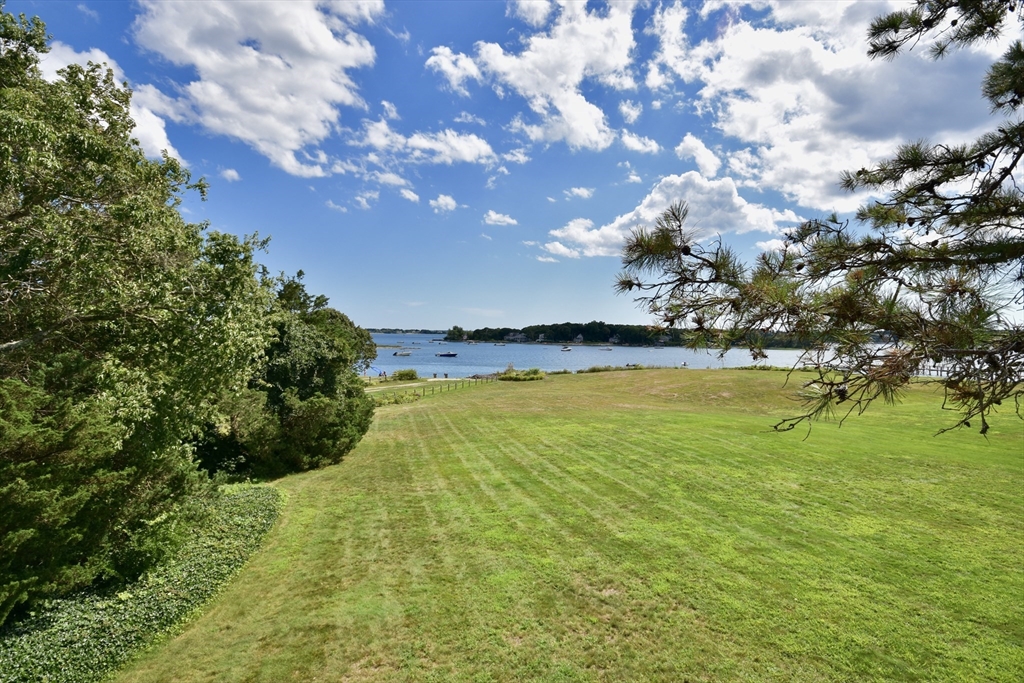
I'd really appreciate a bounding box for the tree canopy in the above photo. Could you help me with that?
[0,4,374,626]
[617,0,1023,435]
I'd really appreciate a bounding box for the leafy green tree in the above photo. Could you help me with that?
[617,1,1022,434]
[195,273,376,478]
[0,6,271,624]
[446,325,466,341]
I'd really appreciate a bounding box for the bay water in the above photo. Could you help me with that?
[368,332,806,378]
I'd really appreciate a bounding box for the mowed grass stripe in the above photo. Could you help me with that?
[115,370,1022,682]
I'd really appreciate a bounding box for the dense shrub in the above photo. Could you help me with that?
[194,275,376,479]
[392,369,418,380]
[0,485,282,683]
[498,365,545,381]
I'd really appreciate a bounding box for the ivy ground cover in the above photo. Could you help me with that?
[115,370,1022,682]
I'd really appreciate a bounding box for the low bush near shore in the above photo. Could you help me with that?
[497,365,545,381]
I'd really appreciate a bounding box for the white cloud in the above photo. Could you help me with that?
[619,99,642,124]
[355,119,497,165]
[483,210,517,226]
[326,199,348,213]
[220,168,241,182]
[502,147,531,164]
[522,240,539,246]
[431,2,638,151]
[454,111,486,125]
[132,0,384,177]
[381,100,399,120]
[77,4,99,20]
[509,0,554,27]
[626,171,642,183]
[537,255,559,263]
[430,194,457,213]
[39,42,185,162]
[755,238,796,253]
[675,133,721,177]
[644,0,994,210]
[565,187,594,199]
[546,197,557,203]
[543,236,583,259]
[548,172,802,257]
[644,0,690,91]
[354,191,379,210]
[369,171,409,186]
[621,130,661,154]
[481,233,493,240]
[400,188,420,202]
[425,45,483,96]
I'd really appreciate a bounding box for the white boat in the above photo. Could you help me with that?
[393,351,412,356]
[561,346,572,351]
[599,347,613,351]
[494,343,505,346]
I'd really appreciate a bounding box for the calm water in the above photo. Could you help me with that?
[367,333,806,378]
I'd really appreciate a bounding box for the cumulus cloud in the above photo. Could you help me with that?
[675,133,721,177]
[621,130,661,154]
[400,188,420,202]
[132,0,384,177]
[483,210,517,225]
[425,45,483,96]
[354,119,497,165]
[547,172,802,257]
[220,168,241,182]
[430,194,457,213]
[755,238,800,253]
[537,255,559,263]
[565,187,594,199]
[544,241,582,259]
[429,1,638,151]
[381,100,399,120]
[509,0,554,27]
[39,42,185,162]
[644,0,995,210]
[619,99,642,124]
[325,199,348,213]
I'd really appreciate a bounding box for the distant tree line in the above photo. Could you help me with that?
[367,328,445,335]
[0,8,374,627]
[447,322,813,348]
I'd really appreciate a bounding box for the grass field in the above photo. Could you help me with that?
[115,370,1022,682]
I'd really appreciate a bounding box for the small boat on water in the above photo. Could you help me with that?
[494,343,505,346]
[599,347,613,351]
[561,346,572,352]
[436,352,458,357]
[393,351,412,356]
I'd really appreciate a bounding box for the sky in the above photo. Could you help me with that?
[10,0,1007,330]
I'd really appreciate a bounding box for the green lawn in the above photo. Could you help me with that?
[116,370,1023,682]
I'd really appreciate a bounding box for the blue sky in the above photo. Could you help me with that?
[12,0,1003,329]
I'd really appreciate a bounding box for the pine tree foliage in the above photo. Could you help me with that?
[617,1,1023,435]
